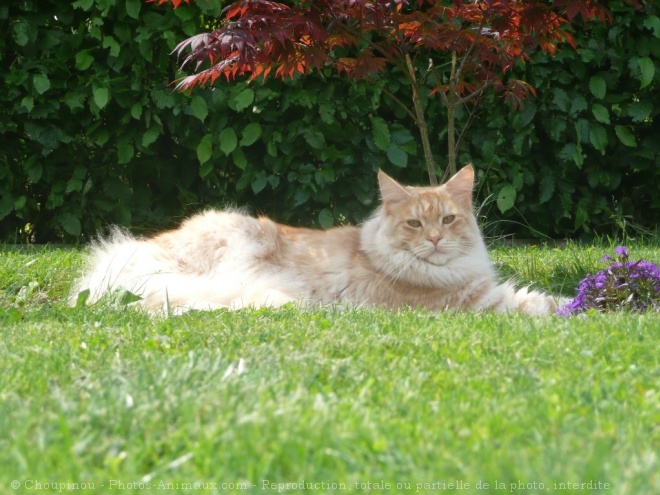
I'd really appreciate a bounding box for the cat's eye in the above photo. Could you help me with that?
[406,219,423,228]
[442,215,456,224]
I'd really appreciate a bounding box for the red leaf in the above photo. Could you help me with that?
[503,79,537,110]
[158,0,614,93]
[147,0,190,7]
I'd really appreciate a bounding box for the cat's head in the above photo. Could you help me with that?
[363,165,487,279]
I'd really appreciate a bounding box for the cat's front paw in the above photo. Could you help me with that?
[517,290,559,316]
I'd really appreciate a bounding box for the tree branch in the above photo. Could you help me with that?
[405,53,437,185]
[455,98,481,156]
[446,51,457,177]
[428,58,450,108]
[378,85,419,124]
[454,79,492,106]
[454,16,486,86]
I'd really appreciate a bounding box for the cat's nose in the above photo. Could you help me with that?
[428,234,442,247]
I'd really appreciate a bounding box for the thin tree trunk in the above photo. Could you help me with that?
[447,51,458,178]
[405,53,437,186]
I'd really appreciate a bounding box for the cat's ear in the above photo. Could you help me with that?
[442,164,475,210]
[378,169,412,206]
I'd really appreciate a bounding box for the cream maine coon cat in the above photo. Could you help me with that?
[71,165,558,315]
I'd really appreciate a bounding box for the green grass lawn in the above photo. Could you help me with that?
[1,243,658,494]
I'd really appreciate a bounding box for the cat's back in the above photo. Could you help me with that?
[147,209,365,305]
[151,209,282,274]
[154,209,269,248]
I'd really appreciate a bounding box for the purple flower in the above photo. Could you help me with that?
[614,246,629,259]
[558,247,660,316]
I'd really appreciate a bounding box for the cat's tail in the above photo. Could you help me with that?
[70,228,297,313]
[69,228,174,307]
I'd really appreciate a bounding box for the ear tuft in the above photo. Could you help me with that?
[442,164,475,210]
[378,169,412,205]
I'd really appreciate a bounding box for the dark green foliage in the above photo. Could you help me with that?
[1,0,218,241]
[0,1,401,242]
[464,1,660,238]
[0,0,657,242]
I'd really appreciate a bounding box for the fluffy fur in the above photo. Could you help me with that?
[71,166,558,315]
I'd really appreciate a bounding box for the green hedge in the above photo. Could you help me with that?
[475,1,660,238]
[1,0,658,242]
